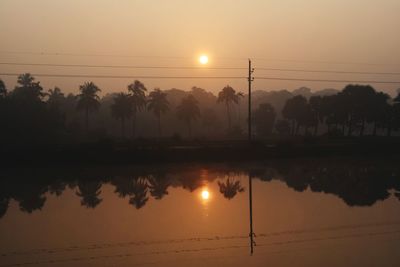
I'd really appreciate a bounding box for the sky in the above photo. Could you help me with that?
[0,0,399,95]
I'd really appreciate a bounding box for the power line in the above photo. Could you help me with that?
[0,73,246,79]
[255,76,400,84]
[1,73,399,84]
[0,62,247,70]
[0,51,188,59]
[253,57,400,66]
[256,67,400,76]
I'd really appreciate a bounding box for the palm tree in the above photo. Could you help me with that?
[47,87,65,110]
[147,88,169,137]
[148,174,170,200]
[76,181,103,209]
[127,80,147,137]
[111,93,133,137]
[13,73,44,102]
[128,177,149,209]
[217,85,240,130]
[176,95,200,137]
[218,178,244,199]
[76,82,101,131]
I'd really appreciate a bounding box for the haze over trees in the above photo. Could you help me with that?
[1,73,400,144]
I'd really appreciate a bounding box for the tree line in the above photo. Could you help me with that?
[1,73,400,145]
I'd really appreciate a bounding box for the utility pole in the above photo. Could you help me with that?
[249,173,254,255]
[248,59,254,141]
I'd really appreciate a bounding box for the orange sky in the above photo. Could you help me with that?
[0,0,399,95]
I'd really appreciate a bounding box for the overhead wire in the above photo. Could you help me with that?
[0,62,247,70]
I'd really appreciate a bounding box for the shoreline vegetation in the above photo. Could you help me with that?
[1,73,400,165]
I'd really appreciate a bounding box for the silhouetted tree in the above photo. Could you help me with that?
[112,176,134,198]
[47,87,65,111]
[148,174,170,200]
[128,177,149,209]
[176,95,200,137]
[367,92,390,136]
[217,85,240,130]
[13,73,44,102]
[253,103,276,136]
[339,84,376,136]
[298,104,318,135]
[282,95,308,135]
[147,88,169,137]
[76,82,101,131]
[128,80,147,137]
[76,181,103,208]
[111,93,133,137]
[218,178,244,199]
[309,96,324,135]
[14,184,47,213]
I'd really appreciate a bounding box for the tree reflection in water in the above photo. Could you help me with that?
[218,177,244,199]
[1,158,400,217]
[76,181,103,208]
[148,173,170,200]
[128,177,149,209]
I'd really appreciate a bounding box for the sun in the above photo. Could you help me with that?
[199,55,209,65]
[201,189,210,200]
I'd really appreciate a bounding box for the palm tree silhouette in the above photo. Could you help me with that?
[147,88,169,137]
[76,181,103,209]
[13,73,44,102]
[47,86,64,104]
[76,82,101,131]
[218,177,245,199]
[176,95,200,137]
[127,80,147,137]
[111,93,133,137]
[148,174,170,200]
[112,176,134,198]
[128,177,149,209]
[217,85,240,130]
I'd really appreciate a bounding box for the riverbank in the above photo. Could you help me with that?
[1,136,400,166]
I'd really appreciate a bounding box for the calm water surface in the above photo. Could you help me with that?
[1,158,400,266]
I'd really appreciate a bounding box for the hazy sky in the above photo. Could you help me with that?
[0,0,399,95]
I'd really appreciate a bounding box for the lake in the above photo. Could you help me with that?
[1,157,400,266]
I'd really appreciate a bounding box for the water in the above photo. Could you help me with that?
[1,158,400,266]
